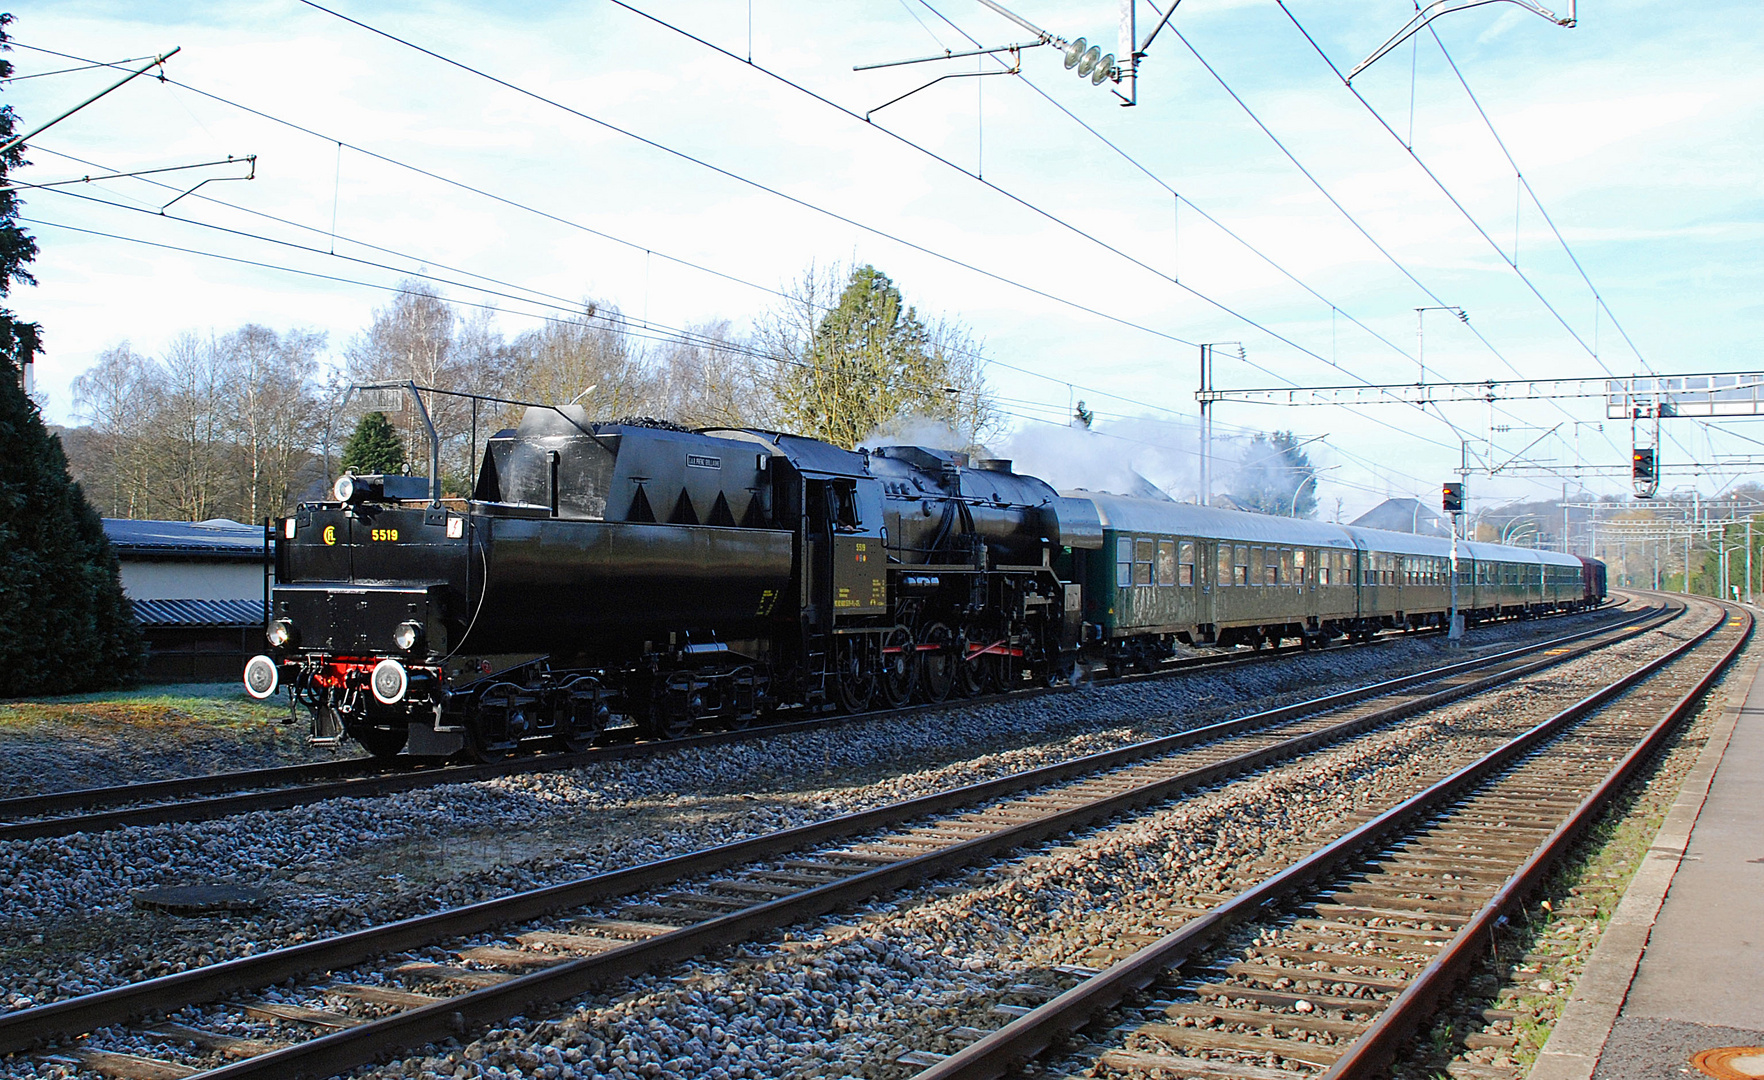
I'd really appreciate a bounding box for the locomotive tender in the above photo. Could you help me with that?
[244,402,1604,760]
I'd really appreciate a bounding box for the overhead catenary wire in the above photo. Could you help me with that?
[905,0,1585,491]
[281,0,1478,465]
[1423,23,1653,375]
[35,19,1476,475]
[11,30,1599,500]
[1275,2,1628,380]
[592,0,1602,492]
[7,40,1228,436]
[912,0,1421,373]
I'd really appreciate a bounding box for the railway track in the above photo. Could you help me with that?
[906,594,1749,1080]
[0,598,1677,1079]
[0,604,1623,844]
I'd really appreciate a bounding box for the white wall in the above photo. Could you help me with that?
[119,561,267,601]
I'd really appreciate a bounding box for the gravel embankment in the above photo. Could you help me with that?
[0,608,1630,1024]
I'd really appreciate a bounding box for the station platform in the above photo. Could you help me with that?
[1531,621,1764,1080]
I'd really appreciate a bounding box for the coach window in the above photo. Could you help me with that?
[1157,540,1177,586]
[1279,548,1294,586]
[1217,544,1233,587]
[1116,536,1133,588]
[1178,541,1196,586]
[1294,548,1308,587]
[1317,551,1330,587]
[1135,538,1155,586]
[1250,547,1265,586]
[1234,545,1250,586]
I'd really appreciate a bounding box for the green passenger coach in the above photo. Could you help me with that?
[1059,492,1588,672]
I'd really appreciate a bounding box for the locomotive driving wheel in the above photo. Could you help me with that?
[878,627,917,708]
[833,637,876,713]
[917,622,955,703]
[953,629,987,698]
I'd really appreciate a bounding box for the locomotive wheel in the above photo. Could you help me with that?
[833,639,876,713]
[646,674,702,739]
[722,666,759,730]
[878,628,917,708]
[468,682,529,761]
[553,677,610,753]
[351,725,408,761]
[953,632,987,698]
[917,622,955,703]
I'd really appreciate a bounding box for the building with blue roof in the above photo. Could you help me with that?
[102,519,268,682]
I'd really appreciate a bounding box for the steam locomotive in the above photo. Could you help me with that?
[244,404,1603,760]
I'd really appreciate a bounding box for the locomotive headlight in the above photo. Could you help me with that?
[266,618,297,648]
[243,655,280,699]
[393,620,423,652]
[333,474,356,503]
[371,658,409,704]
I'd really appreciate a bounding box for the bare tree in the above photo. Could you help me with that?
[654,319,774,429]
[221,325,326,520]
[500,305,657,424]
[344,282,473,485]
[155,332,232,521]
[70,343,159,517]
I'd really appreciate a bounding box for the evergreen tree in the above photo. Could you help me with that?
[1228,430,1319,518]
[340,411,405,474]
[0,16,143,694]
[769,264,994,449]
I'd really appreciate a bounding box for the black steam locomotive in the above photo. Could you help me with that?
[246,397,1600,760]
[246,404,1099,759]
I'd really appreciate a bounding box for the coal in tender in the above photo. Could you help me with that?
[132,883,267,915]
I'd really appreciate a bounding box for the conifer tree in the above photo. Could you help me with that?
[0,16,143,694]
[340,410,405,475]
[769,264,994,449]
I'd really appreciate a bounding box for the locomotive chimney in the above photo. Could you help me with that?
[977,459,1014,474]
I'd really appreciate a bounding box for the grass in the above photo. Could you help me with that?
[0,682,290,735]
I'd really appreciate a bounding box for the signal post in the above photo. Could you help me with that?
[1444,480,1465,645]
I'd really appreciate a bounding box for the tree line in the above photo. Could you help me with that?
[63,263,997,522]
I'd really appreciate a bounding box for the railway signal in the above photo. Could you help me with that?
[1442,482,1464,513]
[1632,446,1659,499]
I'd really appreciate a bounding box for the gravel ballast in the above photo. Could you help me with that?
[0,606,1641,1065]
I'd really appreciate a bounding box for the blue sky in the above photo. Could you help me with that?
[6,0,1760,518]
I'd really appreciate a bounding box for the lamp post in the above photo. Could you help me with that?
[1287,465,1338,517]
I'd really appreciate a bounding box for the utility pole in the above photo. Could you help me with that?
[1748,516,1754,605]
[1199,344,1212,507]
[1414,306,1466,386]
